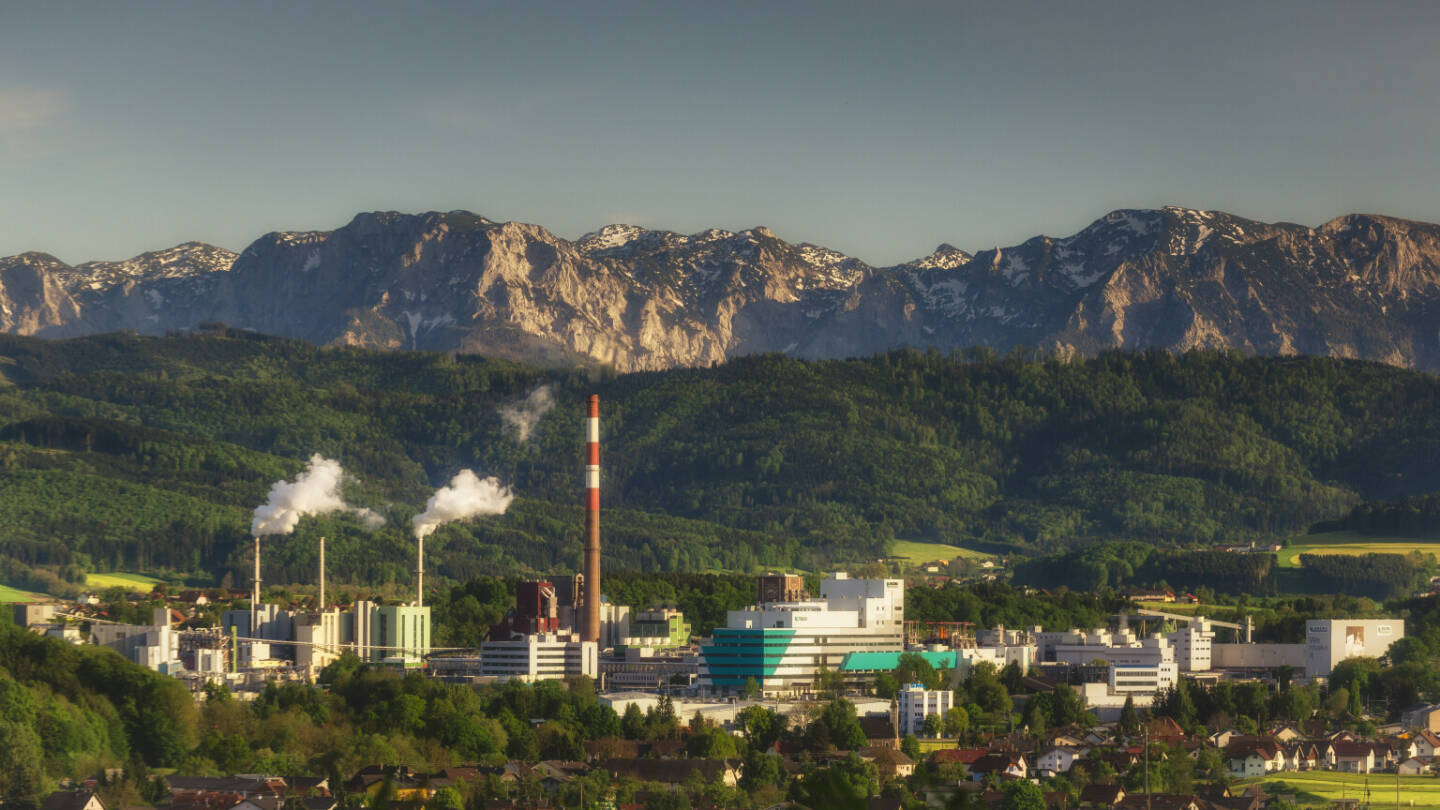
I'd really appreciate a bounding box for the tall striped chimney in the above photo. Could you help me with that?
[583,394,601,643]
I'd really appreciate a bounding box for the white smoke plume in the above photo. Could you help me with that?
[499,384,555,442]
[352,507,387,530]
[250,454,386,535]
[412,469,514,539]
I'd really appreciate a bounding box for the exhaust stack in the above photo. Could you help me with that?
[417,534,425,608]
[318,535,326,610]
[583,395,601,643]
[251,535,261,653]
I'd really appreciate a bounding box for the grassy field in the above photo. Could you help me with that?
[1237,771,1440,808]
[1277,530,1440,568]
[0,584,46,603]
[85,572,163,591]
[1135,601,1211,615]
[889,539,993,563]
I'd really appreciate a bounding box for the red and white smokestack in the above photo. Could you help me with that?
[583,394,601,644]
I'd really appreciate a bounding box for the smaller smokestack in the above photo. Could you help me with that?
[417,534,425,608]
[251,535,261,659]
[318,536,326,610]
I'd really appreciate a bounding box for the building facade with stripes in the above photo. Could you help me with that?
[698,573,904,696]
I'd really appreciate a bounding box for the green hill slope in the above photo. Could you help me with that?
[1,332,1438,591]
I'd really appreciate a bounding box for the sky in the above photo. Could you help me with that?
[2,1,1438,266]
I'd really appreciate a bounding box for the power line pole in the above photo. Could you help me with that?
[1144,724,1152,810]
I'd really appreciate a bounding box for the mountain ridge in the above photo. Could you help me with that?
[4,205,1439,371]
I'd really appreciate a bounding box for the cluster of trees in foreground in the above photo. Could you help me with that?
[4,332,1440,593]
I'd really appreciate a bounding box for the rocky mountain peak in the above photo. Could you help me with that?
[4,205,1440,371]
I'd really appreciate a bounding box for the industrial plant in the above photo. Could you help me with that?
[6,392,1417,719]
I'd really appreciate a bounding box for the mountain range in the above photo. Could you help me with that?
[4,206,1439,371]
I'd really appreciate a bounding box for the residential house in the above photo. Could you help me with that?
[1383,737,1418,767]
[168,776,284,810]
[1415,730,1440,758]
[41,792,105,810]
[1144,717,1187,745]
[1115,795,1203,810]
[600,758,741,788]
[987,732,1038,755]
[1224,740,1284,779]
[1078,784,1125,808]
[1402,704,1440,733]
[860,714,899,750]
[1398,757,1434,776]
[1267,724,1303,743]
[283,777,330,799]
[1034,746,1083,778]
[1209,729,1240,749]
[1283,742,1319,771]
[528,761,591,791]
[932,748,989,769]
[969,752,1028,782]
[861,747,916,780]
[1329,741,1376,774]
[343,766,435,803]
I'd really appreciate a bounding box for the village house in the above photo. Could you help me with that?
[1402,704,1440,733]
[168,776,285,810]
[969,752,1028,782]
[860,747,916,780]
[1034,745,1083,777]
[1329,741,1377,773]
[41,791,106,810]
[600,758,741,788]
[1224,739,1284,779]
[1078,784,1126,808]
[1398,757,1434,776]
[1415,730,1440,758]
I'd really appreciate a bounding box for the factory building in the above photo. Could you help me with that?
[698,572,904,696]
[600,646,699,690]
[90,608,181,674]
[1305,619,1403,679]
[623,608,691,649]
[222,600,431,670]
[479,633,597,681]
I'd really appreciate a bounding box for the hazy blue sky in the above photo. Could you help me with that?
[2,1,1438,265]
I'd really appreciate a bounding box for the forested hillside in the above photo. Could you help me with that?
[1,331,1439,592]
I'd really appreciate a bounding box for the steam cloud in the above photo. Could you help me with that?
[499,385,555,442]
[251,454,386,535]
[413,469,514,539]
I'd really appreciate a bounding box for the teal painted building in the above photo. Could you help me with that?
[698,573,905,695]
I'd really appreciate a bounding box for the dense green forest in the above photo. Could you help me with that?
[1,331,1439,592]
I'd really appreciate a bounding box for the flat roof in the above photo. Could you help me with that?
[839,650,956,672]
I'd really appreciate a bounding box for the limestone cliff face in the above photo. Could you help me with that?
[4,207,1440,371]
[0,253,83,334]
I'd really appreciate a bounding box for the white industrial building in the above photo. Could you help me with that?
[897,683,954,737]
[1306,619,1403,679]
[479,632,598,681]
[90,608,181,674]
[699,573,905,695]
